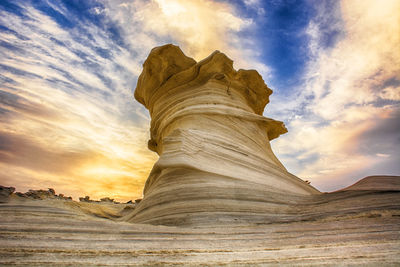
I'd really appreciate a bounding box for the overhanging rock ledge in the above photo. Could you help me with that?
[128,44,320,226]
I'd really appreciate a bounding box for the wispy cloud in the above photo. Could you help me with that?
[268,0,400,191]
[0,0,271,200]
[0,0,158,201]
[1,0,398,198]
[103,0,270,74]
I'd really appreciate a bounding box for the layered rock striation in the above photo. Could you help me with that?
[127,44,319,226]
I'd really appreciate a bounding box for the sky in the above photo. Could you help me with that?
[0,0,399,201]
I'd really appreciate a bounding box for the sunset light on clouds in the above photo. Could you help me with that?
[0,0,399,201]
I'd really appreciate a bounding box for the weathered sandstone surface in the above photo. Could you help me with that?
[0,45,399,265]
[128,44,319,226]
[0,176,399,266]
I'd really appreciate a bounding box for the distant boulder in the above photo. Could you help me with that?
[0,186,15,202]
[79,196,92,202]
[57,193,72,201]
[100,197,114,203]
[21,189,57,200]
[9,188,72,201]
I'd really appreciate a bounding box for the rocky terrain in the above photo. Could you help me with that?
[0,175,399,266]
[1,45,399,265]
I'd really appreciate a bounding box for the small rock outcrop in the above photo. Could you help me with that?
[0,186,15,202]
[12,188,72,200]
[57,193,73,200]
[100,197,119,204]
[127,44,319,226]
[79,195,120,204]
[79,196,92,202]
[20,188,56,199]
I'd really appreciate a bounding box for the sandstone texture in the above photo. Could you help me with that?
[129,44,319,226]
[1,45,399,265]
[340,175,400,191]
[0,176,399,266]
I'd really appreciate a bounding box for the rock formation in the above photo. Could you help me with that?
[0,186,15,202]
[127,44,319,226]
[0,45,398,265]
[1,176,399,265]
[340,175,400,191]
[10,188,73,200]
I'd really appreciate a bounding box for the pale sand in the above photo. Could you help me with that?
[0,176,399,266]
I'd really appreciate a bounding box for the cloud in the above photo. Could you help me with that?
[380,85,400,101]
[0,0,160,201]
[306,0,400,120]
[0,130,96,175]
[102,0,270,74]
[1,0,273,201]
[376,153,390,158]
[242,0,265,15]
[2,0,397,199]
[269,0,400,191]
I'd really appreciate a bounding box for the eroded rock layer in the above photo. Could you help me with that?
[1,179,399,266]
[129,44,319,226]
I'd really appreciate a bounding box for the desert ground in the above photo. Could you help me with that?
[0,176,399,266]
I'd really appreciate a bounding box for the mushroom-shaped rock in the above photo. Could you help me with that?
[127,44,320,226]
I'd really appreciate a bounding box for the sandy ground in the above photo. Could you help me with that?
[0,177,399,266]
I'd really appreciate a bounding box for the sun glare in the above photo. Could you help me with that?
[156,0,186,16]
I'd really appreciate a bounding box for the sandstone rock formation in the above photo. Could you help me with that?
[0,44,398,265]
[1,176,399,265]
[340,175,400,191]
[10,188,72,201]
[127,44,319,226]
[0,186,15,202]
